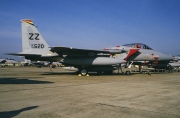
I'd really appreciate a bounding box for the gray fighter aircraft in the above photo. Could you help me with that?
[9,19,140,75]
[169,55,180,72]
[0,58,19,67]
[0,59,6,64]
[8,19,173,75]
[0,59,7,67]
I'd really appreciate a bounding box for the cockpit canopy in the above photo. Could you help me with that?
[123,43,152,50]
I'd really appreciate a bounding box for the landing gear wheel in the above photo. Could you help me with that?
[80,69,88,76]
[126,71,130,75]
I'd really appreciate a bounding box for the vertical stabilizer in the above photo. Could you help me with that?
[21,19,50,56]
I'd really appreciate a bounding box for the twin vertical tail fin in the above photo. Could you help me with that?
[21,19,50,56]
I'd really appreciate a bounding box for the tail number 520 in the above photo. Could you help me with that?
[31,44,44,49]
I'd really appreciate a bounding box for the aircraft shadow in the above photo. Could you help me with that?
[0,78,54,84]
[0,106,38,118]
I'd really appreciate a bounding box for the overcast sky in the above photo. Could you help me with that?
[0,0,180,60]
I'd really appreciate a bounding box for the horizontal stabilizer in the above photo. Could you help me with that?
[6,53,41,57]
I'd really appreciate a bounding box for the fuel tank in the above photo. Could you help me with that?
[62,57,126,66]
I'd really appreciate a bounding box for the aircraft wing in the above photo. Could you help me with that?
[50,46,126,56]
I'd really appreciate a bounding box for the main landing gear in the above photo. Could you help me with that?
[125,70,131,75]
[77,68,89,76]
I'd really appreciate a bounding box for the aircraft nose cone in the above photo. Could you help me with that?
[160,53,174,61]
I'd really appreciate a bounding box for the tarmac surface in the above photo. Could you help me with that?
[0,67,180,118]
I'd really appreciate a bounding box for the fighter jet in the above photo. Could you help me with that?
[8,19,140,75]
[0,58,19,67]
[0,59,7,67]
[8,19,173,75]
[168,55,180,72]
[0,59,6,64]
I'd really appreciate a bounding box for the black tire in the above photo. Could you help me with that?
[126,71,130,75]
[80,69,88,76]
